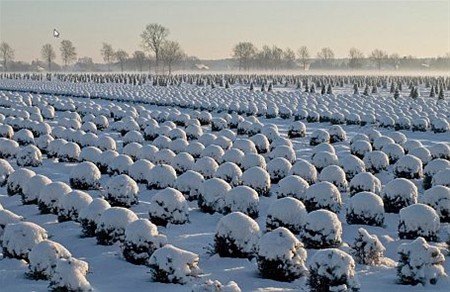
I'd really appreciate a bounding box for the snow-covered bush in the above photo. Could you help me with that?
[382,143,405,164]
[349,172,381,197]
[21,174,51,205]
[250,134,270,154]
[0,158,14,187]
[408,146,431,166]
[7,168,35,196]
[287,121,306,138]
[311,151,339,172]
[308,249,360,291]
[185,141,205,159]
[339,155,365,180]
[69,161,101,190]
[0,209,22,236]
[398,204,440,241]
[222,148,244,165]
[194,156,219,179]
[147,164,177,189]
[49,257,92,292]
[240,153,266,171]
[122,142,143,160]
[329,125,347,143]
[351,228,385,266]
[267,157,292,183]
[128,159,154,183]
[270,145,296,164]
[148,244,200,284]
[58,190,93,222]
[78,198,111,237]
[96,207,138,245]
[373,136,394,151]
[97,135,116,151]
[423,159,450,189]
[223,186,259,218]
[216,162,242,186]
[363,150,389,173]
[214,212,260,258]
[346,192,384,226]
[35,134,54,154]
[2,222,48,261]
[38,182,72,214]
[350,140,372,159]
[104,174,139,208]
[108,154,133,175]
[422,185,450,223]
[14,128,35,145]
[394,154,423,179]
[319,165,348,192]
[303,181,342,212]
[121,219,167,265]
[430,143,450,160]
[79,146,102,164]
[0,138,19,158]
[171,152,194,174]
[191,280,241,292]
[97,150,119,174]
[431,118,450,133]
[289,159,317,184]
[257,227,307,282]
[302,209,342,248]
[381,178,418,213]
[58,142,81,162]
[241,166,271,197]
[432,168,450,188]
[198,178,231,214]
[310,129,330,146]
[174,170,204,201]
[27,240,72,280]
[16,145,42,167]
[148,187,189,226]
[266,197,307,235]
[276,175,309,200]
[397,237,446,285]
[47,139,67,159]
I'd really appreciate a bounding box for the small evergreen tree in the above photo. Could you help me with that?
[327,84,333,94]
[353,83,359,95]
[394,88,400,99]
[438,86,445,100]
[430,85,435,97]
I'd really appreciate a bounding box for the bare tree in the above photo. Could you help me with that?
[132,51,147,72]
[100,43,115,71]
[348,48,364,69]
[0,42,14,71]
[141,23,169,73]
[41,44,56,72]
[160,40,184,75]
[370,49,388,70]
[232,42,256,71]
[283,48,296,69]
[60,40,77,69]
[115,50,129,72]
[388,53,401,70]
[317,47,335,67]
[297,46,310,70]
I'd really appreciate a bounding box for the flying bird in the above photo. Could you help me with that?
[53,29,60,38]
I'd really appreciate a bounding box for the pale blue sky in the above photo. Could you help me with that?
[1,0,449,62]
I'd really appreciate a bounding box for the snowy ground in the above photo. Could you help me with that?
[0,77,449,291]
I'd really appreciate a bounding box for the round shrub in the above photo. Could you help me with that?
[22,174,51,205]
[329,125,347,143]
[267,157,292,183]
[171,152,194,174]
[27,240,72,280]
[241,166,271,197]
[303,181,342,212]
[16,145,42,167]
[310,129,330,146]
[108,154,133,175]
[302,209,342,248]
[289,159,317,184]
[398,204,440,241]
[266,197,307,235]
[394,154,423,179]
[104,174,139,208]
[381,178,418,213]
[198,178,231,214]
[350,140,372,159]
[287,121,306,138]
[49,257,92,292]
[128,159,154,183]
[2,222,48,261]
[346,192,384,226]
[318,165,348,192]
[0,158,14,187]
[432,168,450,188]
[351,228,385,266]
[95,207,138,245]
[223,186,259,218]
[422,185,450,223]
[348,172,381,196]
[423,159,450,189]
[147,164,177,189]
[276,175,309,200]
[382,143,405,164]
[78,198,111,237]
[311,151,339,172]
[240,153,266,171]
[174,170,204,201]
[38,181,72,214]
[363,151,389,173]
[194,156,219,179]
[69,161,101,190]
[339,155,365,180]
[58,142,81,162]
[148,187,189,226]
[7,168,35,196]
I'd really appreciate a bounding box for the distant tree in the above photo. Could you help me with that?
[0,42,14,71]
[115,50,129,72]
[60,40,77,68]
[232,42,256,71]
[297,46,310,70]
[100,43,115,71]
[317,47,335,67]
[348,48,364,69]
[76,57,95,71]
[370,49,388,70]
[141,23,170,72]
[160,40,184,74]
[389,53,401,70]
[282,48,296,69]
[132,51,147,72]
[41,44,56,71]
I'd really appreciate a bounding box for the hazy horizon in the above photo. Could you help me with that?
[1,0,449,63]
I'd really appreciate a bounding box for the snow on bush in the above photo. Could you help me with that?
[58,142,81,162]
[185,141,205,159]
[398,203,440,241]
[350,140,372,159]
[397,237,446,285]
[69,161,101,190]
[0,209,23,236]
[0,138,19,159]
[339,155,365,180]
[310,129,330,146]
[154,149,176,165]
[266,197,307,235]
[174,170,205,201]
[351,228,385,266]
[194,156,219,179]
[267,157,292,183]
[148,187,189,226]
[303,181,342,212]
[147,164,177,189]
[27,240,72,280]
[78,198,111,237]
[393,154,423,179]
[308,248,360,291]
[429,143,450,160]
[122,142,143,161]
[287,121,306,138]
[104,174,139,208]
[381,178,418,213]
[35,134,54,154]
[108,154,133,175]
[58,190,93,222]
[38,181,72,215]
[96,135,116,151]
[79,146,102,164]
[302,209,342,248]
[2,221,48,261]
[170,138,189,154]
[13,128,35,145]
[136,144,159,161]
[432,168,450,188]
[191,280,241,292]
[382,143,405,164]
[363,151,389,173]
[240,153,266,171]
[222,148,244,165]
[289,159,318,184]
[276,175,309,200]
[223,186,259,218]
[128,159,154,183]
[216,162,242,186]
[47,139,67,159]
[270,145,296,164]
[49,257,92,292]
[311,151,339,172]
[431,118,450,133]
[7,168,36,197]
[16,145,42,167]
[257,227,307,282]
[422,185,450,223]
[214,212,260,258]
[241,166,271,197]
[349,172,382,197]
[96,207,138,245]
[373,136,395,151]
[319,165,348,192]
[346,192,384,226]
[21,174,51,205]
[171,152,194,174]
[121,219,167,265]
[329,125,347,143]
[0,158,14,187]
[198,178,231,214]
[148,244,200,284]
[423,159,450,189]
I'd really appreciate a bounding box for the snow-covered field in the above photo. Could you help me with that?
[0,74,449,291]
